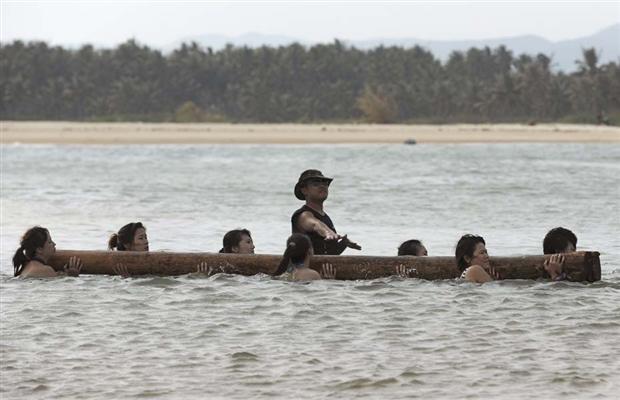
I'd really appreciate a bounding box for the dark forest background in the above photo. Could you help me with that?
[1,40,618,124]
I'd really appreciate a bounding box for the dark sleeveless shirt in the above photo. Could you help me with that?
[291,205,338,255]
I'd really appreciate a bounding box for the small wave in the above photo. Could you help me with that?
[132,277,182,287]
[353,282,390,291]
[31,384,49,392]
[230,351,259,361]
[135,389,174,397]
[333,377,399,390]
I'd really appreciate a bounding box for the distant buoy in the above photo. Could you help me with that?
[404,138,417,145]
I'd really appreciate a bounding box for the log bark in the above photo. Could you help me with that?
[48,250,600,282]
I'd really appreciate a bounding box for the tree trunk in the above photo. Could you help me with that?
[48,250,600,282]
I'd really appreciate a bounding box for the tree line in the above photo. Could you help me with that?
[1,39,618,124]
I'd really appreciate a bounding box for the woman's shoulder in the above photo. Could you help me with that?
[20,261,58,278]
[461,265,492,283]
[292,268,321,281]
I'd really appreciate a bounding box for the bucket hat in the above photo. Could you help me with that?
[294,169,333,200]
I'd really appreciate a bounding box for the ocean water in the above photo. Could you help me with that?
[1,143,619,399]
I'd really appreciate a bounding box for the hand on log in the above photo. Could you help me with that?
[544,254,565,280]
[395,264,418,278]
[487,266,502,280]
[195,262,213,276]
[63,256,83,277]
[113,263,131,278]
[321,263,336,279]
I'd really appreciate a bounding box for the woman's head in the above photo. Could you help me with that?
[398,239,428,256]
[455,234,488,272]
[219,229,255,254]
[13,226,54,276]
[274,233,313,275]
[108,222,148,251]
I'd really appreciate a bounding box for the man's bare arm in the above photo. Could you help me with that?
[297,211,339,240]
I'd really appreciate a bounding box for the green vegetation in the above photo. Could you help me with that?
[174,101,203,122]
[1,40,618,124]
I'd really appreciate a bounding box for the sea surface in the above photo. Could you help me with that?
[1,143,619,399]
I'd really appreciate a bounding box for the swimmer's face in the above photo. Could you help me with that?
[38,231,56,260]
[128,228,149,251]
[417,245,428,256]
[233,234,255,254]
[467,242,489,268]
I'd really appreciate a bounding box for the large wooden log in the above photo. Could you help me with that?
[48,250,601,282]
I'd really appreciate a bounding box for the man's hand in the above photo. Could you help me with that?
[340,234,361,250]
[544,254,565,280]
[322,230,340,241]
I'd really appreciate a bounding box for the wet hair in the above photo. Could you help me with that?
[398,239,425,256]
[273,233,312,275]
[543,227,577,254]
[219,229,252,253]
[108,222,145,251]
[455,234,486,272]
[12,226,49,277]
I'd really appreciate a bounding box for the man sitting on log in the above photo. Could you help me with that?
[543,227,578,281]
[291,169,361,255]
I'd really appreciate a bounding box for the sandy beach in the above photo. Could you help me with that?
[1,121,619,144]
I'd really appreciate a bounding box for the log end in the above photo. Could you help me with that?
[584,251,601,282]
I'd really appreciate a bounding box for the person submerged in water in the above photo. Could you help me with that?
[273,233,336,281]
[291,169,361,255]
[108,222,149,251]
[542,227,578,281]
[219,229,255,254]
[455,234,502,283]
[108,222,149,277]
[12,226,83,278]
[191,228,257,277]
[398,239,428,256]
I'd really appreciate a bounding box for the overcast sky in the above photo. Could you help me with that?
[2,1,619,48]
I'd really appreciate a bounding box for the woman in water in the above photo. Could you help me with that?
[219,229,255,254]
[273,233,335,281]
[13,226,83,278]
[109,222,149,277]
[108,222,149,251]
[455,234,501,283]
[397,239,428,256]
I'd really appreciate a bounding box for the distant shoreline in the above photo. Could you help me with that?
[1,121,619,144]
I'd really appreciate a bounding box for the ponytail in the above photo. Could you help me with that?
[108,233,121,250]
[13,226,49,277]
[274,234,312,276]
[274,243,294,276]
[12,246,27,277]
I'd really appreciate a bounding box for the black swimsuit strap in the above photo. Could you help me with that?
[30,256,47,265]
